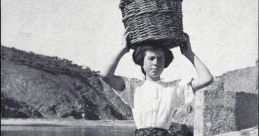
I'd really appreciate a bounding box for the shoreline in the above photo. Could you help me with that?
[1,118,136,127]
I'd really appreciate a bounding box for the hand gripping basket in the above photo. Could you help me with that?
[119,0,185,49]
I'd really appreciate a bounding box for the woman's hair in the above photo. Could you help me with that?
[132,44,174,69]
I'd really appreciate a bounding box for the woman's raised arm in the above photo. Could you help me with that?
[180,33,214,92]
[101,29,130,91]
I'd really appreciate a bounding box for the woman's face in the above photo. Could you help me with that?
[143,49,165,80]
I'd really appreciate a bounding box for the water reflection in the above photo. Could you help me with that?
[1,126,135,136]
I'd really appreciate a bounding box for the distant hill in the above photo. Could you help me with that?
[1,45,132,120]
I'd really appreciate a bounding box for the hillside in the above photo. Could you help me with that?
[1,45,132,120]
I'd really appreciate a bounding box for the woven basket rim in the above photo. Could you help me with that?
[119,0,183,10]
[122,10,182,21]
[130,38,184,49]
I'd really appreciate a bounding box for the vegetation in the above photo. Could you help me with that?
[1,46,102,92]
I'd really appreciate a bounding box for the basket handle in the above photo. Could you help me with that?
[119,0,134,9]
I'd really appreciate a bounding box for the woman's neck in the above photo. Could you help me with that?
[145,76,160,81]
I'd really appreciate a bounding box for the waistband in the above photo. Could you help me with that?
[134,127,172,136]
[136,127,168,131]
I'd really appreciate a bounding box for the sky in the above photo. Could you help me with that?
[1,0,258,81]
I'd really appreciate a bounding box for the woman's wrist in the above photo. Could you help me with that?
[114,47,129,61]
[121,46,130,54]
[184,51,195,59]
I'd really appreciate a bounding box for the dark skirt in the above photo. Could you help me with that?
[132,128,173,136]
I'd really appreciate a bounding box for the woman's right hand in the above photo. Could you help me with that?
[121,27,131,53]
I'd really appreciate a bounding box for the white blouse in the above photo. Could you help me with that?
[113,77,194,130]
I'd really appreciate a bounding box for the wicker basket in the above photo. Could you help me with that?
[119,0,185,49]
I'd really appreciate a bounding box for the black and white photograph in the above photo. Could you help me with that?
[1,0,258,136]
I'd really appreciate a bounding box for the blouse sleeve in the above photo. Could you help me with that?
[112,76,137,108]
[176,78,195,105]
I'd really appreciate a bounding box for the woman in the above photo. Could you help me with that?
[101,30,213,136]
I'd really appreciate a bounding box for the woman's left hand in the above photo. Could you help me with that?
[180,33,194,58]
[180,33,214,91]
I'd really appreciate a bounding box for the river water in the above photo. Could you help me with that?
[1,125,135,136]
